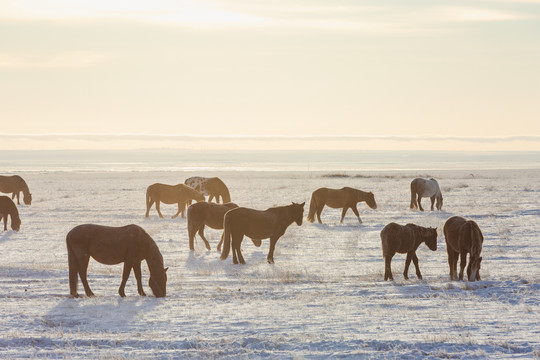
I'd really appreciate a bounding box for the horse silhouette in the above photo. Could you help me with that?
[380,222,437,281]
[410,178,443,211]
[66,224,168,298]
[0,196,21,231]
[145,183,204,218]
[184,177,231,203]
[221,202,305,264]
[0,175,32,205]
[307,187,376,224]
[443,216,483,281]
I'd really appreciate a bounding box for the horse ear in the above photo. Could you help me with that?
[301,202,305,206]
[164,267,169,272]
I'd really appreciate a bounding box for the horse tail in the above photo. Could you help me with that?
[220,214,232,260]
[306,192,317,223]
[145,187,152,214]
[186,204,197,250]
[410,181,417,209]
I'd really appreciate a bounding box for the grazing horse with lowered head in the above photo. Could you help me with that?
[307,187,376,224]
[184,177,231,203]
[0,175,32,205]
[187,201,239,251]
[410,178,443,211]
[66,224,168,298]
[0,196,21,231]
[221,202,305,264]
[380,222,438,281]
[443,216,483,281]
[145,183,204,218]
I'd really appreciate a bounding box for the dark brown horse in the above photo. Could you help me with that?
[221,202,305,264]
[66,224,168,298]
[0,175,32,205]
[380,222,437,281]
[145,183,204,218]
[443,216,483,281]
[187,201,239,251]
[0,196,21,231]
[184,176,231,203]
[410,178,443,211]
[306,187,376,224]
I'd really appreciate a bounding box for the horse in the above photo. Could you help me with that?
[187,201,239,251]
[145,183,205,219]
[443,216,483,281]
[0,196,21,231]
[66,224,168,298]
[0,175,32,205]
[380,222,438,281]
[410,178,443,211]
[184,177,231,203]
[306,187,376,224]
[220,202,305,264]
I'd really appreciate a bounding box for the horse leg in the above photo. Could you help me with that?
[198,226,211,250]
[384,255,394,281]
[447,248,456,280]
[403,253,412,280]
[231,233,241,264]
[430,196,436,211]
[118,261,133,297]
[417,195,424,211]
[458,252,468,280]
[340,207,348,223]
[216,195,221,204]
[2,214,6,231]
[13,191,20,205]
[452,251,459,280]
[208,195,215,203]
[233,235,246,264]
[145,199,154,218]
[351,205,362,224]
[156,201,164,218]
[78,255,94,297]
[316,204,324,224]
[217,232,224,252]
[267,237,278,264]
[133,261,146,296]
[172,202,185,219]
[412,253,422,280]
[410,191,417,209]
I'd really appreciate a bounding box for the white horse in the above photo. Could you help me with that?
[410,178,443,211]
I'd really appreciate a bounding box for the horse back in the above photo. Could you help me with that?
[0,195,18,213]
[0,175,21,192]
[381,223,415,255]
[66,224,149,265]
[443,216,467,250]
[316,187,352,208]
[225,207,278,239]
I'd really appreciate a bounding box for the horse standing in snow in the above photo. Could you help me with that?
[0,196,21,231]
[306,187,376,224]
[145,183,204,218]
[0,175,32,205]
[184,177,231,203]
[410,178,443,211]
[380,222,438,281]
[443,216,483,281]
[220,202,305,264]
[187,201,239,251]
[66,224,168,298]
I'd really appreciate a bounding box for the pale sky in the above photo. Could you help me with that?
[1,0,539,151]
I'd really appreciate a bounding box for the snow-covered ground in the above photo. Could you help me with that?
[1,169,539,359]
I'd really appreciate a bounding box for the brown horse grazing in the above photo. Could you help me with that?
[0,196,21,231]
[145,183,205,219]
[66,224,168,298]
[410,178,443,211]
[187,201,239,251]
[0,175,32,205]
[221,202,305,264]
[380,222,438,281]
[443,216,483,281]
[184,176,231,203]
[306,187,376,224]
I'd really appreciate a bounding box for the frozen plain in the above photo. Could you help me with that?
[0,169,539,359]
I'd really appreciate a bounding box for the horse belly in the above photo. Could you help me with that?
[325,198,346,209]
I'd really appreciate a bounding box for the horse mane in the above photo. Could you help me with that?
[136,226,164,270]
[215,178,231,203]
[467,221,483,258]
[16,176,30,195]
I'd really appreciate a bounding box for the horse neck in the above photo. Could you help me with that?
[20,179,30,196]
[7,200,20,218]
[469,222,483,259]
[145,240,164,274]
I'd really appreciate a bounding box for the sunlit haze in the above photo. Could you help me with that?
[1,0,539,151]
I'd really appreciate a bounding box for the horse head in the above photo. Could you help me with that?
[467,256,482,281]
[149,267,168,297]
[291,202,305,226]
[23,193,32,205]
[365,192,377,210]
[423,227,438,251]
[11,217,21,231]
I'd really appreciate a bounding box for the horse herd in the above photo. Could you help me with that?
[0,174,484,299]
